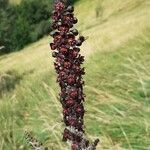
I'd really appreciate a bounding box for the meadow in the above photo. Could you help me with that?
[0,0,150,149]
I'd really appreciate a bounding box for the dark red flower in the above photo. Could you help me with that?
[55,1,65,11]
[64,61,71,68]
[67,75,76,85]
[71,143,79,150]
[68,117,77,126]
[69,90,78,98]
[63,13,74,22]
[66,98,75,107]
[76,105,84,115]
[52,22,58,29]
[59,45,68,54]
[52,11,61,20]
[54,34,62,43]
[50,0,99,149]
[58,24,69,33]
[50,43,56,50]
[63,108,70,115]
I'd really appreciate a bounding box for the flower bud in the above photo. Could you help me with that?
[66,6,74,13]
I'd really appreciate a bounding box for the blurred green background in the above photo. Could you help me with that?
[0,0,150,149]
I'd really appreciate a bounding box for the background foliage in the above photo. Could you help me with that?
[0,0,78,53]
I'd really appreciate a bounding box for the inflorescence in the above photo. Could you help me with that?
[50,0,99,149]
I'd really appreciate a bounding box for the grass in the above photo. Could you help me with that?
[0,0,150,149]
[85,30,150,149]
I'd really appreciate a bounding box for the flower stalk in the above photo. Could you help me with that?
[50,0,99,149]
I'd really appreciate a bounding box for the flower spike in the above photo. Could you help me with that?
[50,1,99,149]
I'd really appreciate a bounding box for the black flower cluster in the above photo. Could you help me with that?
[50,1,99,149]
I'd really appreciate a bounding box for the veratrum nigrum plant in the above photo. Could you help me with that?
[25,131,48,150]
[50,0,99,149]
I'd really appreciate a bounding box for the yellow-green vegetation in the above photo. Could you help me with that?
[9,0,21,5]
[0,0,150,149]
